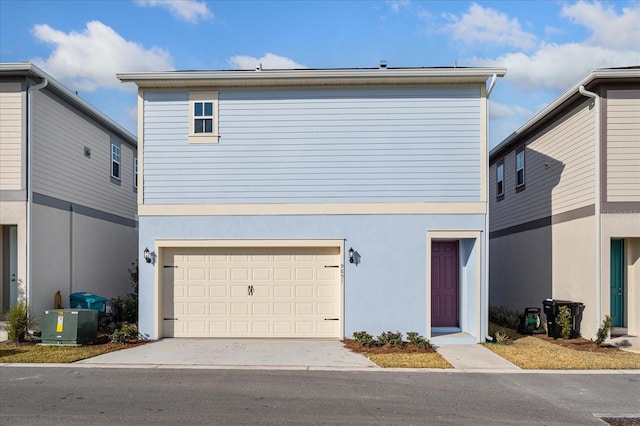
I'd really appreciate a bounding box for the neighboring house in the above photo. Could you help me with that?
[118,65,506,343]
[489,67,640,339]
[0,62,138,323]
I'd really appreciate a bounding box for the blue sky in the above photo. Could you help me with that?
[1,0,638,148]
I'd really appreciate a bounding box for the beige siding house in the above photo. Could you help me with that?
[489,67,640,340]
[0,63,137,324]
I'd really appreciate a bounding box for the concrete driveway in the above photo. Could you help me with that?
[77,339,380,369]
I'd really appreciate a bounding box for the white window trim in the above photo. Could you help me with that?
[111,144,121,180]
[516,149,525,188]
[189,91,219,143]
[496,162,504,197]
[134,157,138,188]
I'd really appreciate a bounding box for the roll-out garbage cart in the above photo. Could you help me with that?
[542,299,585,339]
[70,292,108,314]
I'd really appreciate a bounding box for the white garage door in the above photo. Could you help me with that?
[162,246,342,338]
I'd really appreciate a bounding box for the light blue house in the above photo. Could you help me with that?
[118,66,505,343]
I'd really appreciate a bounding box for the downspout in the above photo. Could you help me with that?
[26,77,48,308]
[484,74,497,342]
[579,85,601,334]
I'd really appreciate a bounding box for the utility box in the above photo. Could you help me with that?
[41,309,98,345]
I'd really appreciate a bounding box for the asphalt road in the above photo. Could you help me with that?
[1,367,638,425]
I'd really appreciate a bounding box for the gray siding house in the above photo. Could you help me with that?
[489,67,640,339]
[0,63,138,324]
[119,66,506,343]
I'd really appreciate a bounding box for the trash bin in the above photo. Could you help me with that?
[542,299,585,339]
[41,309,98,345]
[69,292,108,314]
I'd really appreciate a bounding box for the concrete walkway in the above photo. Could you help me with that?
[435,344,520,371]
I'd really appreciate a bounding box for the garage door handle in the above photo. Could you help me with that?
[248,285,254,296]
[324,318,339,321]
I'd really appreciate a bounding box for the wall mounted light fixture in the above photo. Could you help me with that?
[144,247,151,264]
[348,247,355,264]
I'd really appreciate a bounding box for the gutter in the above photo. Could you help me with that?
[26,77,48,308]
[579,85,601,334]
[485,74,498,342]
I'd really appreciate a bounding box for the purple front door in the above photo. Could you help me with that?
[431,241,459,327]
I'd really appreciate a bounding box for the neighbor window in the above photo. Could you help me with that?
[516,148,525,190]
[189,92,219,143]
[496,160,505,200]
[111,144,121,179]
[134,157,138,188]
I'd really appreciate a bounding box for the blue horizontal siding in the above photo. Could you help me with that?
[143,86,482,204]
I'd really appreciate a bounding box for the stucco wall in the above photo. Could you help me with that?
[30,203,137,323]
[138,214,486,340]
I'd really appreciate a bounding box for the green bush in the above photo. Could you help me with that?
[110,323,140,343]
[377,331,404,348]
[558,306,572,339]
[353,331,376,347]
[489,305,521,328]
[595,315,614,346]
[406,332,432,349]
[7,302,37,343]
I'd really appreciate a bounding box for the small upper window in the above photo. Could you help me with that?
[516,148,525,189]
[189,92,219,143]
[194,101,214,133]
[134,157,138,188]
[111,144,121,179]
[496,161,504,199]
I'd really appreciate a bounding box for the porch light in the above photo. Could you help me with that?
[348,247,355,264]
[144,247,151,264]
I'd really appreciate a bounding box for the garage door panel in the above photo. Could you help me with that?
[274,268,292,280]
[231,303,249,315]
[210,303,227,315]
[252,303,271,315]
[274,303,292,315]
[163,246,341,338]
[231,268,249,281]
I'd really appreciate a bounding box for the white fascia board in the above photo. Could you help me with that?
[117,67,507,88]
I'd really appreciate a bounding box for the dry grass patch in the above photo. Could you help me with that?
[483,336,640,370]
[365,352,452,368]
[0,339,145,364]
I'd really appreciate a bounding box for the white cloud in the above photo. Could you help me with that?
[386,0,410,13]
[441,3,537,50]
[561,1,640,50]
[473,41,639,92]
[31,21,173,92]
[469,2,640,93]
[135,0,213,23]
[228,53,305,70]
[489,100,533,120]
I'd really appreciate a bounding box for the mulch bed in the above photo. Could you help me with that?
[534,334,621,353]
[343,339,436,354]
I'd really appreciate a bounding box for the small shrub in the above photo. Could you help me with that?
[110,294,138,325]
[406,332,432,349]
[558,306,572,339]
[595,315,614,346]
[494,331,509,344]
[489,305,521,329]
[7,302,37,343]
[353,331,376,347]
[377,331,404,348]
[110,323,141,343]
